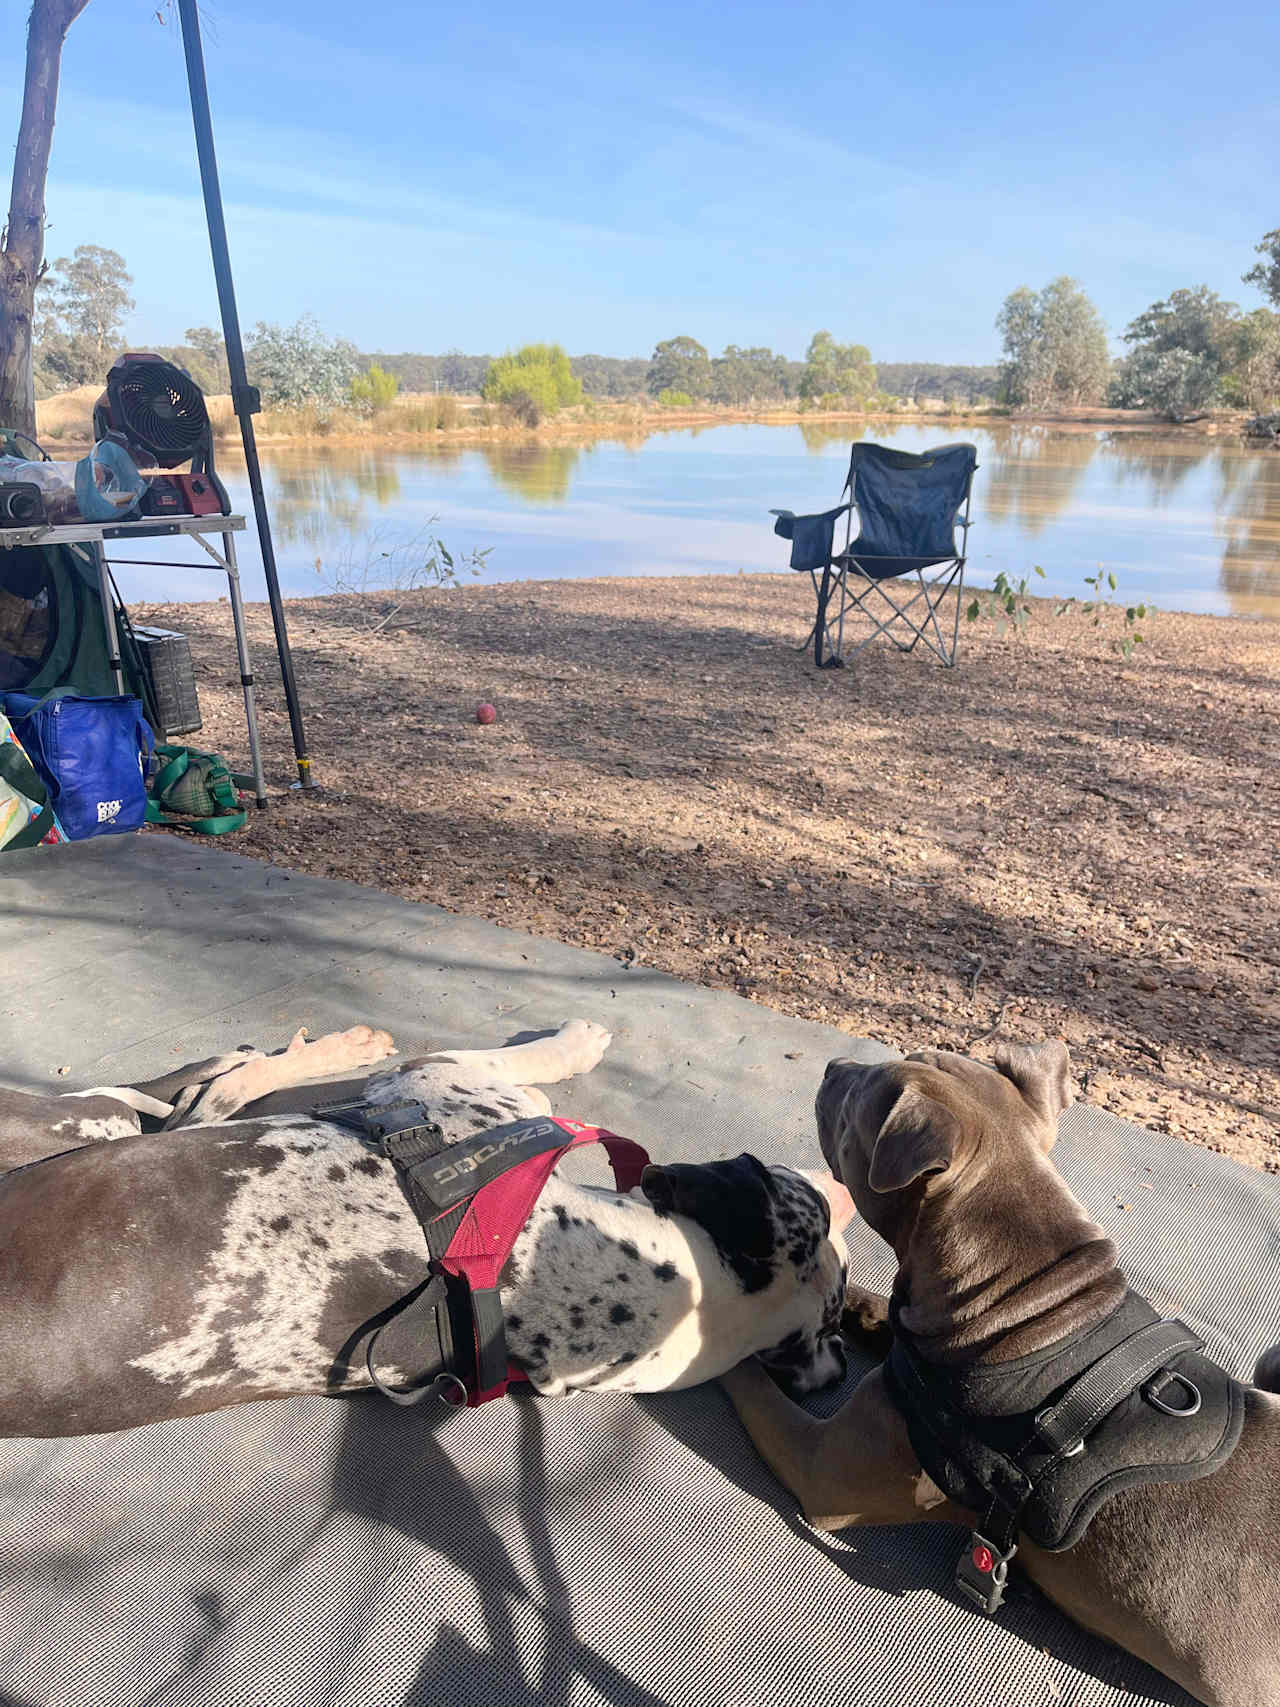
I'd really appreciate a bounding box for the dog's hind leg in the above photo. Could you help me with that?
[66,1087,174,1120]
[129,1047,265,1112]
[425,1018,611,1087]
[173,1025,397,1127]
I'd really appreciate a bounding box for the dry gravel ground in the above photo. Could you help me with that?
[134,575,1279,1174]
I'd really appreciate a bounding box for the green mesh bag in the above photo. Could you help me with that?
[146,744,246,835]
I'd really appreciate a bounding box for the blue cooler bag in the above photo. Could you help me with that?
[1,691,154,840]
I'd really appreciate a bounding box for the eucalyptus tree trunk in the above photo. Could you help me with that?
[0,0,92,438]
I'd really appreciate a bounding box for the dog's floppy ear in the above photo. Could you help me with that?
[867,1086,962,1195]
[641,1154,777,1292]
[641,1153,773,1218]
[992,1039,1074,1122]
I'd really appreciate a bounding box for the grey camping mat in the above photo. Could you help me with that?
[2,840,1278,1707]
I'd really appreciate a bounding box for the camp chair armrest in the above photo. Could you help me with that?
[768,505,851,523]
[771,503,851,571]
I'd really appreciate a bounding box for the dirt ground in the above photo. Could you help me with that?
[133,575,1280,1174]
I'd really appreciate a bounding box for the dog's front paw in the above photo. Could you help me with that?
[841,1284,893,1358]
[555,1018,612,1075]
[306,1025,398,1071]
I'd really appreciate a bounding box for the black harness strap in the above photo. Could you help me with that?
[1032,1319,1204,1456]
[313,1100,581,1407]
[315,1098,469,1403]
[469,1289,511,1395]
[887,1299,1226,1615]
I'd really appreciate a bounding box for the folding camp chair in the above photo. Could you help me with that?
[771,441,978,668]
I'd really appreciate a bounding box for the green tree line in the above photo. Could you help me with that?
[28,227,1280,425]
[998,230,1280,418]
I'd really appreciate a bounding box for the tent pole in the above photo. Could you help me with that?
[176,0,314,791]
[93,544,125,694]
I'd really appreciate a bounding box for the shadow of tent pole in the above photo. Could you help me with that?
[176,0,315,794]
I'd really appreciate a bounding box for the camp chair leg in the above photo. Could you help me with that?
[946,561,966,667]
[808,564,847,668]
[830,559,967,668]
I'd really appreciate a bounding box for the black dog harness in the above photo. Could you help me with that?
[316,1099,648,1407]
[885,1289,1245,1614]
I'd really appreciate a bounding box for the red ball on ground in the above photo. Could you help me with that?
[475,702,498,725]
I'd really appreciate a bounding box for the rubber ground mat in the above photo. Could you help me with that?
[1,842,1277,1706]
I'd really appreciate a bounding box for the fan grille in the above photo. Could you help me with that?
[107,359,211,468]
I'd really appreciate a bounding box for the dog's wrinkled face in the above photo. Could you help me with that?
[641,1154,849,1394]
[815,1042,1074,1240]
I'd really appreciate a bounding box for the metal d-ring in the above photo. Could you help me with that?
[430,1371,468,1407]
[366,1326,468,1409]
[1143,1370,1202,1417]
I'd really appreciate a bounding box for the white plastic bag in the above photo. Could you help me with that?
[0,456,79,522]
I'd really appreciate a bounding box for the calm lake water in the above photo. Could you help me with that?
[111,421,1280,620]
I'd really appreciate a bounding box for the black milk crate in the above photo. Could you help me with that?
[133,625,202,738]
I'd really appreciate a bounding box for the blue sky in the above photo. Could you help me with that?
[3,0,1277,364]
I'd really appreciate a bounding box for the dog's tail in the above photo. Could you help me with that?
[64,1087,175,1120]
[1253,1343,1280,1393]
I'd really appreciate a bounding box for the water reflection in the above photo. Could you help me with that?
[797,421,868,454]
[981,426,1098,535]
[1218,453,1280,615]
[1100,435,1200,500]
[195,423,1280,621]
[481,443,581,504]
[267,450,404,548]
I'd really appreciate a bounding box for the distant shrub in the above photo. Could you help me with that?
[657,388,694,407]
[350,363,399,414]
[482,343,583,425]
[395,394,460,432]
[246,316,361,412]
[257,401,343,438]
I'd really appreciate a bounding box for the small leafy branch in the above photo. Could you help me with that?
[314,521,491,630]
[1079,565,1149,660]
[966,566,1044,636]
[967,562,1153,659]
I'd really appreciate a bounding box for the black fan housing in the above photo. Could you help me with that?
[94,354,212,469]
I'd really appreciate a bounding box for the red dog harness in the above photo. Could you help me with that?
[316,1101,649,1407]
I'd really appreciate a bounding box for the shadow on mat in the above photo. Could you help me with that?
[330,1390,673,1707]
[635,1379,1190,1707]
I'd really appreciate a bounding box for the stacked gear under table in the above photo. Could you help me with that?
[0,511,266,806]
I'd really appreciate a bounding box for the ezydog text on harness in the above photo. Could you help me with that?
[314,1101,649,1406]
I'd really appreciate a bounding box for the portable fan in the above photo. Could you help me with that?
[93,353,229,515]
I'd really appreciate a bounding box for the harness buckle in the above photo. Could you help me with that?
[1033,1404,1087,1456]
[954,1531,1017,1615]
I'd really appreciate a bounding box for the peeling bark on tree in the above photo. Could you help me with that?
[1,0,93,439]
